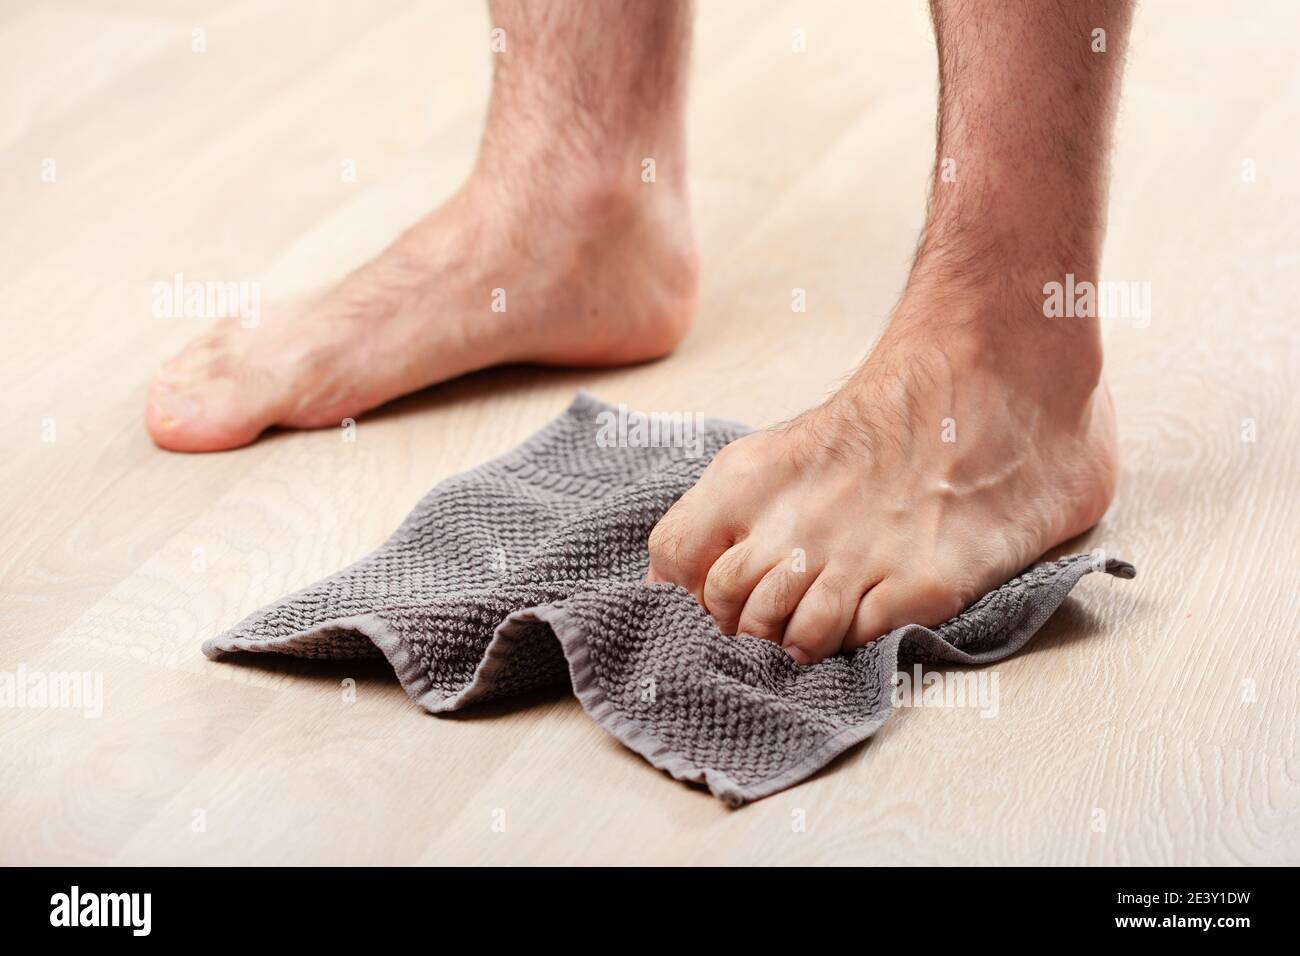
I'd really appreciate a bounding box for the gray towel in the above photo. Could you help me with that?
[204,392,1134,806]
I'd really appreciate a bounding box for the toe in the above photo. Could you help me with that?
[146,374,275,453]
[647,437,766,591]
[701,543,776,635]
[845,572,968,650]
[646,491,733,594]
[735,555,821,643]
[845,583,898,650]
[781,571,864,664]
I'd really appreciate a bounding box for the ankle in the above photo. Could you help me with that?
[451,141,699,361]
[884,268,1106,403]
[473,134,685,229]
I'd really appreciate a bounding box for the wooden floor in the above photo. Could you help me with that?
[3,0,1297,866]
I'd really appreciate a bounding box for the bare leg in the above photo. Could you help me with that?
[648,0,1132,663]
[148,1,697,452]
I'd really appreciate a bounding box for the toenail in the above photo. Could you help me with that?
[150,387,199,425]
[784,645,811,666]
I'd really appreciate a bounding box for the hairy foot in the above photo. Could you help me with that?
[647,281,1118,663]
[146,171,698,452]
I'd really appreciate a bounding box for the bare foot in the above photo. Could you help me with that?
[146,169,697,452]
[646,278,1118,663]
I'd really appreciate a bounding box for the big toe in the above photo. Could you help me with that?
[146,374,278,452]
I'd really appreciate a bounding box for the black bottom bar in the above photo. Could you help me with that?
[0,866,1287,942]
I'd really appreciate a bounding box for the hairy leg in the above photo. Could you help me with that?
[648,0,1133,663]
[148,0,697,452]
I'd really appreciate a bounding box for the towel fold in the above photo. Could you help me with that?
[204,392,1134,806]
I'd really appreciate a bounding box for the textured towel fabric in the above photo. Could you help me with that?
[204,392,1134,806]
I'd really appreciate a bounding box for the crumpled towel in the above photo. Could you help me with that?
[204,392,1134,806]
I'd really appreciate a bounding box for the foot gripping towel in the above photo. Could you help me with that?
[204,393,1134,806]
